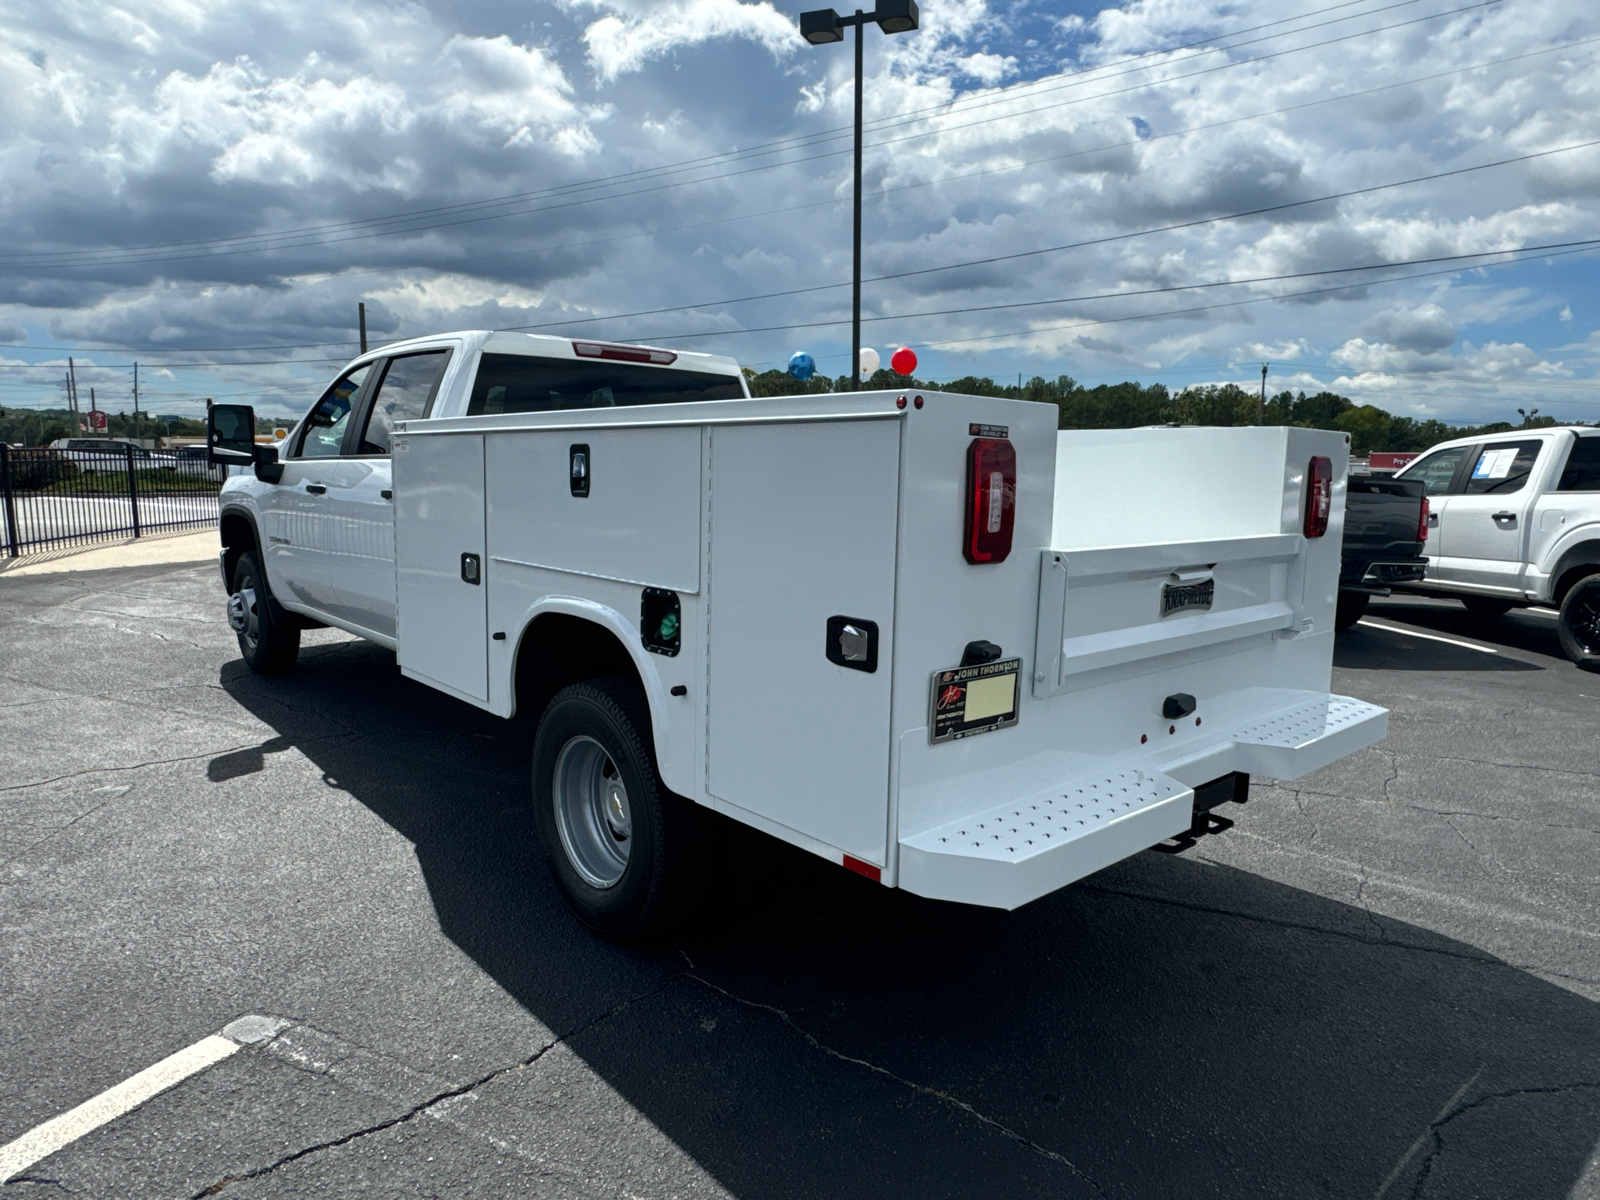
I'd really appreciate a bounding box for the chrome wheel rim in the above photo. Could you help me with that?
[227,586,259,652]
[552,735,632,888]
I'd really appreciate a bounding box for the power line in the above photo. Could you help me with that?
[2,0,1499,273]
[9,31,1587,357]
[474,137,1600,336]
[0,0,1412,268]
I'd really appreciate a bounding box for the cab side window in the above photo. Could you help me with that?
[1461,440,1542,495]
[1399,446,1468,497]
[1557,437,1600,491]
[293,365,372,459]
[358,351,450,455]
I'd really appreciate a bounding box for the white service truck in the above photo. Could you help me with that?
[1389,426,1600,668]
[208,330,1388,936]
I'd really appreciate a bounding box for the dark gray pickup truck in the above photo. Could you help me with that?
[1336,475,1430,630]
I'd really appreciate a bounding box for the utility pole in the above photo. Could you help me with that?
[1259,363,1268,424]
[133,362,140,443]
[359,302,368,354]
[68,358,80,432]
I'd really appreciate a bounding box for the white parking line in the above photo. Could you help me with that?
[1356,619,1501,654]
[0,1018,283,1182]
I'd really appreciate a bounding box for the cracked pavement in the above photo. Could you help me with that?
[1,568,1598,1198]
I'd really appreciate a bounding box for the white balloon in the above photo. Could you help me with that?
[859,346,880,375]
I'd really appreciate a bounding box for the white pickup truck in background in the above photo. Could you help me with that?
[1392,426,1600,668]
[208,330,1387,937]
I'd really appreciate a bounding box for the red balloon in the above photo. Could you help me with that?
[891,346,917,375]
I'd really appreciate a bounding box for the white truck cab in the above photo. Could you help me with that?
[210,331,1388,937]
[1392,427,1600,666]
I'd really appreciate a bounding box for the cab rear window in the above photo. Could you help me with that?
[1558,437,1600,491]
[466,353,743,415]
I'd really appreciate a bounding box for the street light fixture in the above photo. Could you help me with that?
[799,2,919,389]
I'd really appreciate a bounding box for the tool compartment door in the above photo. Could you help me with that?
[393,433,489,705]
[706,418,900,864]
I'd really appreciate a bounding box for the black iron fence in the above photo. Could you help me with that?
[0,445,222,558]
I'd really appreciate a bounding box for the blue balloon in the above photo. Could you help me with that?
[788,351,816,381]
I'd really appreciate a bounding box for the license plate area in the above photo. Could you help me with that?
[1160,578,1214,618]
[929,657,1021,744]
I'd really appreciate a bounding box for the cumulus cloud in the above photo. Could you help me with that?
[0,0,1597,425]
[562,0,798,81]
[1363,304,1457,355]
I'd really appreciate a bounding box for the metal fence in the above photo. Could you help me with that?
[0,445,222,558]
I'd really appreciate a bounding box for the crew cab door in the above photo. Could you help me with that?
[324,348,454,639]
[1436,439,1546,593]
[262,363,375,614]
[1396,443,1470,585]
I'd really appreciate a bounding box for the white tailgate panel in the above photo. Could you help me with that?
[394,434,489,704]
[487,427,701,593]
[707,419,900,863]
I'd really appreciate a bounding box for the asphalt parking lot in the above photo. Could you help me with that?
[2,562,1597,1199]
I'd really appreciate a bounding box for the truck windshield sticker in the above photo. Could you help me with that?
[930,658,1021,743]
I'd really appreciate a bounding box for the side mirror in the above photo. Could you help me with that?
[208,404,257,467]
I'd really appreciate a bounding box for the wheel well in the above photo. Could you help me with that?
[1555,563,1600,607]
[515,613,644,725]
[219,511,257,589]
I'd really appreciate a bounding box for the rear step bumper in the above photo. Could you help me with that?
[897,693,1386,910]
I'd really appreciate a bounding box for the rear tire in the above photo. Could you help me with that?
[1334,590,1370,632]
[1461,597,1514,618]
[229,551,300,675]
[1557,575,1600,672]
[531,678,692,940]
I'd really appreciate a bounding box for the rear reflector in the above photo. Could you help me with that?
[1417,495,1430,543]
[842,855,881,881]
[964,437,1016,563]
[571,340,677,365]
[1304,456,1333,538]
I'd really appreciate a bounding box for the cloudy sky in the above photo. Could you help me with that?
[2,0,1598,424]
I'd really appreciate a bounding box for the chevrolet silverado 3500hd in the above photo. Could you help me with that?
[208,331,1388,936]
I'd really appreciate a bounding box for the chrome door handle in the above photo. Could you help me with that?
[305,484,327,495]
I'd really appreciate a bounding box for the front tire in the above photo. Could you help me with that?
[1557,575,1600,672]
[229,550,300,674]
[531,679,691,939]
[1334,590,1370,632]
[1461,597,1514,618]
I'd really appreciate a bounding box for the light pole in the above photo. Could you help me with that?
[799,1,919,390]
[1518,407,1539,427]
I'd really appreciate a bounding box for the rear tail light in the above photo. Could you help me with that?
[1304,456,1333,538]
[964,438,1016,563]
[1417,496,1430,543]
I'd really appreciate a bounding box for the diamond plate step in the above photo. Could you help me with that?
[899,768,1193,910]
